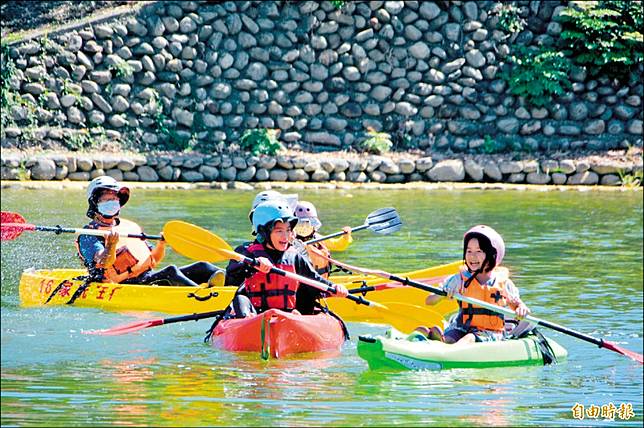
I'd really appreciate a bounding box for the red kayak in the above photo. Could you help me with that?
[211,309,346,359]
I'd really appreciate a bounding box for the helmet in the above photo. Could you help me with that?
[252,200,298,243]
[249,191,298,231]
[463,225,505,268]
[294,201,322,237]
[86,176,130,218]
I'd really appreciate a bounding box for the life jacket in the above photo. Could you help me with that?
[305,241,332,278]
[244,243,300,312]
[75,218,156,283]
[455,267,510,332]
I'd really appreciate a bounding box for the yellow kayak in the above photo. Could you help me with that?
[18,261,461,321]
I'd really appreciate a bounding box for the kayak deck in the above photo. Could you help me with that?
[211,309,346,358]
[357,328,568,370]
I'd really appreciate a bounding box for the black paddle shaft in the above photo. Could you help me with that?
[241,255,375,307]
[163,310,226,325]
[33,225,162,240]
[391,273,609,348]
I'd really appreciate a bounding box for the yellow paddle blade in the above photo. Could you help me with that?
[432,298,459,317]
[163,221,234,263]
[374,302,446,334]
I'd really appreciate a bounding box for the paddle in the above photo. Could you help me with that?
[341,264,643,364]
[305,207,402,245]
[162,220,437,333]
[85,310,226,336]
[299,242,457,317]
[1,211,162,241]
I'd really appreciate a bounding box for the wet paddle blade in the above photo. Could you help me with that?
[163,220,233,263]
[1,212,30,241]
[375,302,446,334]
[602,340,644,364]
[84,319,164,336]
[366,208,402,235]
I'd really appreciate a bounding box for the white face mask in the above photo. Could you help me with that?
[294,218,319,238]
[97,200,121,217]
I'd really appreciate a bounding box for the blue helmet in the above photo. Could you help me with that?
[252,200,298,243]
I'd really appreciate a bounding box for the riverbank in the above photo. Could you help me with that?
[1,147,641,188]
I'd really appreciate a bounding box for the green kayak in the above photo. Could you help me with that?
[357,328,568,370]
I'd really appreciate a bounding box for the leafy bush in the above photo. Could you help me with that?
[502,46,572,107]
[330,0,345,10]
[360,129,393,154]
[239,128,283,155]
[559,1,643,79]
[492,3,526,34]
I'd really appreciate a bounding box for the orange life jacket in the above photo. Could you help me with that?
[244,243,300,311]
[455,267,510,332]
[75,218,156,283]
[306,241,332,278]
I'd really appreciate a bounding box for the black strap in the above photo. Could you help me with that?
[66,275,96,305]
[533,328,558,365]
[246,289,297,298]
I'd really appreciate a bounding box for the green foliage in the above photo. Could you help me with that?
[493,3,526,34]
[502,46,572,107]
[481,134,509,154]
[64,128,100,151]
[360,129,393,154]
[559,1,643,79]
[239,128,282,155]
[1,44,18,127]
[108,58,134,79]
[330,0,345,10]
[618,169,643,188]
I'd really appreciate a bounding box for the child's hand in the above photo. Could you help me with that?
[332,283,348,298]
[255,257,273,273]
[515,302,531,318]
[342,226,352,237]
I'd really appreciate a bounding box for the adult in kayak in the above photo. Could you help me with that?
[293,201,353,279]
[77,176,224,287]
[423,225,531,344]
[223,200,349,317]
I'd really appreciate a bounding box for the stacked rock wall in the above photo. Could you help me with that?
[2,151,641,186]
[1,0,642,155]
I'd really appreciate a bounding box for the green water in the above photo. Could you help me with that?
[1,187,642,426]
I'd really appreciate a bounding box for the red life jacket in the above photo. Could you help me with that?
[244,243,300,311]
[455,267,510,332]
[75,218,156,283]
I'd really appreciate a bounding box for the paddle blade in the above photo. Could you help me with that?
[84,319,164,336]
[1,211,26,224]
[366,208,402,235]
[375,302,446,334]
[163,220,233,263]
[602,340,643,364]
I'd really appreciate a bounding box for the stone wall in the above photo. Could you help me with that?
[2,151,641,186]
[1,0,642,154]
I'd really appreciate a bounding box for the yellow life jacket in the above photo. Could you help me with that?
[76,218,156,283]
[305,241,332,278]
[455,266,510,332]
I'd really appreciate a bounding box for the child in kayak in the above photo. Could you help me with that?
[423,225,530,344]
[77,176,224,287]
[224,200,348,317]
[293,201,353,278]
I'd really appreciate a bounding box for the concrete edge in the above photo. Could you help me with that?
[2,180,641,192]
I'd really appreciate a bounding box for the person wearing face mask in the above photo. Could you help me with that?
[223,200,348,318]
[293,201,353,279]
[76,176,224,287]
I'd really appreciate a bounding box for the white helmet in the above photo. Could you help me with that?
[86,176,130,218]
[249,191,298,232]
[294,201,322,237]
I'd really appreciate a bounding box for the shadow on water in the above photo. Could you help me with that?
[1,187,642,426]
